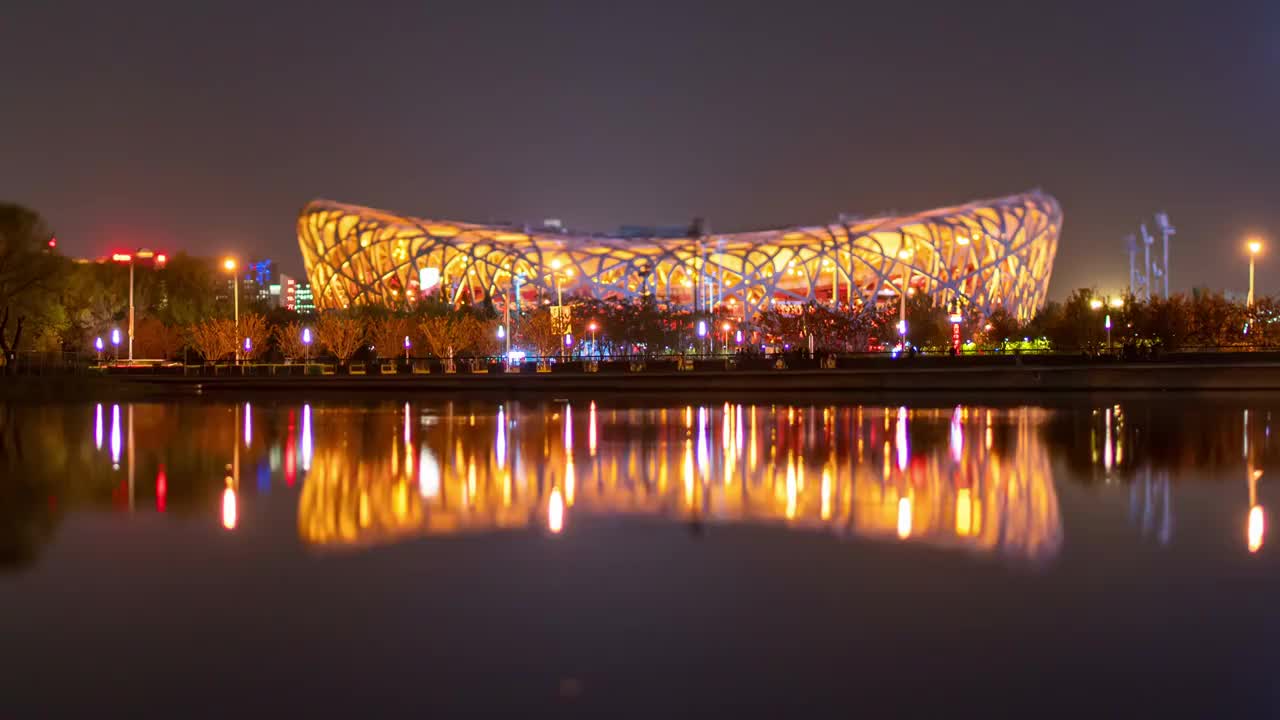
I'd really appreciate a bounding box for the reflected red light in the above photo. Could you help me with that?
[156,466,167,513]
[285,410,296,487]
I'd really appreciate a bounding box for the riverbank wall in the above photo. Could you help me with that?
[9,361,1280,399]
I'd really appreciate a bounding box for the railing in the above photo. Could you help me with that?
[12,347,1280,377]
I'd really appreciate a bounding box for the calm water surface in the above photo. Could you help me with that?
[1,395,1277,716]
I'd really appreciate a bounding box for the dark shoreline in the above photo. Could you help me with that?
[8,361,1280,401]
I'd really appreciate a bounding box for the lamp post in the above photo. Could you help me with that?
[111,328,121,362]
[588,321,598,357]
[1105,313,1112,353]
[95,336,104,365]
[302,327,312,364]
[721,322,731,354]
[223,258,239,363]
[1247,239,1263,307]
[697,319,708,356]
[403,335,411,364]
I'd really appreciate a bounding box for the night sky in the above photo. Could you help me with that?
[4,1,1278,297]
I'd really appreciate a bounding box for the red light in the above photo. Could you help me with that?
[48,237,57,248]
[156,254,167,265]
[156,466,167,513]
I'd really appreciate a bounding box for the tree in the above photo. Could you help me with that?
[315,312,365,366]
[274,321,309,363]
[187,318,238,364]
[983,307,1023,349]
[418,314,477,359]
[0,204,64,368]
[238,312,270,361]
[368,316,411,360]
[518,309,563,358]
[134,317,183,359]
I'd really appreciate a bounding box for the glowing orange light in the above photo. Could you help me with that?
[155,254,167,265]
[223,258,237,272]
[956,488,973,536]
[111,253,132,263]
[1248,505,1265,553]
[897,496,913,539]
[222,487,238,530]
[548,488,565,534]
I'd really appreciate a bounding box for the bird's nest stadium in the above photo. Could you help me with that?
[298,191,1059,320]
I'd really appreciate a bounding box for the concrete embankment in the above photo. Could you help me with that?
[81,361,1280,397]
[7,361,1280,400]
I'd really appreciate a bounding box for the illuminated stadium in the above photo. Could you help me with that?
[297,190,1060,320]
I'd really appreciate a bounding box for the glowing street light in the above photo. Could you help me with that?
[1105,313,1112,352]
[110,328,121,361]
[301,326,312,364]
[1109,297,1124,309]
[1089,298,1104,310]
[1247,238,1264,307]
[403,334,411,363]
[223,257,239,363]
[94,336,104,364]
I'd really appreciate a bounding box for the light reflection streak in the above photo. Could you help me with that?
[222,487,238,530]
[897,496,913,539]
[1248,505,1265,553]
[588,402,597,457]
[244,402,252,448]
[496,405,507,467]
[94,403,103,450]
[950,406,963,463]
[301,404,312,472]
[548,487,565,534]
[896,406,909,471]
[110,404,121,467]
[564,403,573,452]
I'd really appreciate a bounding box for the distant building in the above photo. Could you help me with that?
[294,282,316,315]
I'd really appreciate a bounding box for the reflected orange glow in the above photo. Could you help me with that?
[956,488,973,536]
[897,496,913,539]
[294,404,1062,565]
[222,487,238,530]
[1248,505,1265,553]
[548,488,565,534]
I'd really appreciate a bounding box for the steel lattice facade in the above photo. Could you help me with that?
[298,191,1060,320]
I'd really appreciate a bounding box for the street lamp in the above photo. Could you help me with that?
[721,321,731,354]
[94,336,104,364]
[1105,313,1112,353]
[403,334,411,363]
[302,327,312,364]
[223,258,239,363]
[587,321,598,357]
[1247,238,1263,307]
[1089,298,1104,310]
[110,328,121,362]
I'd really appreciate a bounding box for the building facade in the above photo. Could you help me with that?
[297,191,1060,320]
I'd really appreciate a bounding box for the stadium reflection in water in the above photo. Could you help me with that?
[296,402,1063,564]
